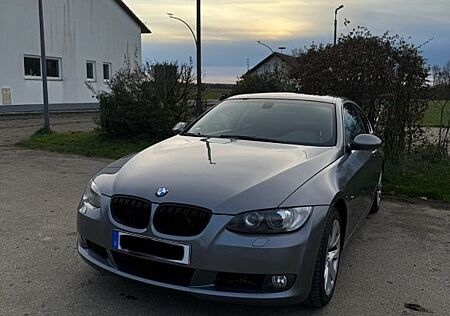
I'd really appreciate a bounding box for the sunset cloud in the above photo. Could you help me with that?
[125,0,450,82]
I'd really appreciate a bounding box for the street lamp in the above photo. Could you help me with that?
[278,46,287,54]
[167,13,197,43]
[334,4,344,45]
[167,1,202,113]
[38,0,50,130]
[257,41,274,53]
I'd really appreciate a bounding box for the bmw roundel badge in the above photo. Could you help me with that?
[156,187,169,197]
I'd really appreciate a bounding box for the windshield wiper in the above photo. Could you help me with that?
[183,132,209,137]
[215,134,288,144]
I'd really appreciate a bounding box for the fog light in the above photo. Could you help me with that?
[78,234,88,249]
[272,275,288,288]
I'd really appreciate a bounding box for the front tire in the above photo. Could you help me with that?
[306,208,342,308]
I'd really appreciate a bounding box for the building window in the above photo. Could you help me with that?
[24,56,61,79]
[46,59,61,78]
[86,61,96,81]
[103,63,112,81]
[24,57,41,77]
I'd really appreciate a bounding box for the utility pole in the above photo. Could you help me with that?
[38,0,50,130]
[334,4,344,45]
[168,4,202,114]
[196,0,202,114]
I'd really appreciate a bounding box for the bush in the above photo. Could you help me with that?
[290,27,429,160]
[231,70,297,96]
[92,61,195,139]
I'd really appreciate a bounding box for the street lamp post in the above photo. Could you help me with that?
[167,1,202,114]
[167,13,197,43]
[334,4,344,45]
[38,0,50,130]
[196,0,201,113]
[256,41,274,53]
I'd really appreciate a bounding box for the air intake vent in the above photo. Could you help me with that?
[110,196,151,229]
[111,251,194,286]
[214,272,266,292]
[153,204,212,236]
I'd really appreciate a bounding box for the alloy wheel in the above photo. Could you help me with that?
[324,219,341,295]
[376,172,383,208]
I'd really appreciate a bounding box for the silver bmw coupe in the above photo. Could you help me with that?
[77,93,384,307]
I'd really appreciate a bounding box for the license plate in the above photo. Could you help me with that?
[112,230,190,265]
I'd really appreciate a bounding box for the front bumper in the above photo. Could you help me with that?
[77,196,330,305]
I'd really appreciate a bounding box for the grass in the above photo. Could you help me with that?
[384,159,450,203]
[18,130,158,160]
[203,88,232,100]
[422,100,450,127]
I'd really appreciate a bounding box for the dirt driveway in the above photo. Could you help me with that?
[0,113,449,315]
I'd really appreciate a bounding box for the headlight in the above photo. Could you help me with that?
[80,179,101,212]
[226,207,312,234]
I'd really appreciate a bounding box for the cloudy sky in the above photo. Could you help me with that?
[125,0,450,83]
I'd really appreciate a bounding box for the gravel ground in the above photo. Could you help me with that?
[0,113,449,315]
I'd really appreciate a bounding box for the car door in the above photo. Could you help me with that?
[341,103,377,231]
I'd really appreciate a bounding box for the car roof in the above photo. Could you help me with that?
[227,92,339,104]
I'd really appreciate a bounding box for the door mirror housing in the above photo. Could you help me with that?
[351,134,382,151]
[172,122,187,134]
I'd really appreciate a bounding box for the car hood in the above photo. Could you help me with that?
[99,136,340,214]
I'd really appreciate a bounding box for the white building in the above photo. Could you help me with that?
[247,52,297,76]
[0,0,150,110]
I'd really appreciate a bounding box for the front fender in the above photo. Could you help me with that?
[279,155,346,208]
[93,153,138,197]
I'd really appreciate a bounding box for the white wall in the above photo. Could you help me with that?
[253,56,289,76]
[0,0,143,105]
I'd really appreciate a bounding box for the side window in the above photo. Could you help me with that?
[358,110,372,133]
[343,104,367,144]
[24,56,41,77]
[24,56,61,79]
[86,61,96,81]
[103,63,112,81]
[46,58,61,78]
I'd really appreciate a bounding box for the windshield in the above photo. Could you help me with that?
[184,99,337,146]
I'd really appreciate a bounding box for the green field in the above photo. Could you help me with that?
[19,131,157,160]
[422,100,450,127]
[384,159,450,203]
[203,88,232,100]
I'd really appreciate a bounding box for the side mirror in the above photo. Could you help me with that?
[172,122,187,134]
[351,134,382,151]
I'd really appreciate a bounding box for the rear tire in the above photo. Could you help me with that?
[370,171,383,214]
[305,208,342,308]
